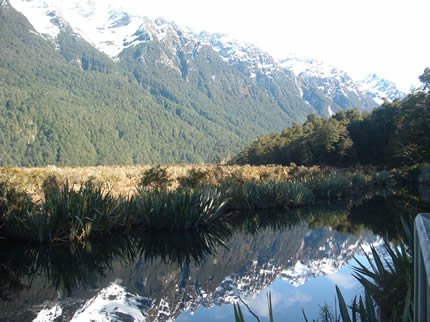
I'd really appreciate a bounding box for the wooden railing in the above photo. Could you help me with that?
[414,213,430,321]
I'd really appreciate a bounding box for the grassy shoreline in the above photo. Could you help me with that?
[0,164,398,244]
[0,164,321,200]
[3,162,427,200]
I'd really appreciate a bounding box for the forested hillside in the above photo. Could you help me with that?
[0,1,408,166]
[233,70,430,168]
[0,3,296,166]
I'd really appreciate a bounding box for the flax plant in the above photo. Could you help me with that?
[132,187,230,231]
[40,179,124,243]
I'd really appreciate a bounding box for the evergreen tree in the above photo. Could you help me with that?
[233,78,430,169]
[419,67,430,90]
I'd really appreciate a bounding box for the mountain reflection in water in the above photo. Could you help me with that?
[0,193,428,321]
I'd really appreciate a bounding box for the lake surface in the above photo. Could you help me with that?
[0,193,428,321]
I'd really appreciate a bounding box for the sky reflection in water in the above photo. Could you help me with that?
[176,255,369,322]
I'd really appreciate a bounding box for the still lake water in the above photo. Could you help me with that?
[0,192,428,322]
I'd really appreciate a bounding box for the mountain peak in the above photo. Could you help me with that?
[280,57,404,110]
[107,10,131,28]
[195,31,279,78]
[358,73,405,104]
[9,0,196,57]
[280,57,345,79]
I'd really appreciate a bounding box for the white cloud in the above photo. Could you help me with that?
[247,289,312,317]
[247,293,278,318]
[326,272,357,289]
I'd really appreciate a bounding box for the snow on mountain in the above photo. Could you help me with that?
[280,235,378,287]
[358,73,405,104]
[9,0,68,39]
[9,0,279,79]
[71,279,151,322]
[281,57,365,99]
[281,57,404,107]
[279,57,378,114]
[8,0,403,115]
[195,32,279,79]
[33,304,62,322]
[281,57,341,80]
[9,0,187,57]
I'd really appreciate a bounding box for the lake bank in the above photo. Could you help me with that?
[1,164,427,244]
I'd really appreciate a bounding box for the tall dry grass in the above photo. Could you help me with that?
[0,164,319,200]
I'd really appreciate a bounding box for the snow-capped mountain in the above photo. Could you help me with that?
[9,0,195,57]
[0,0,407,165]
[8,0,403,116]
[10,0,275,77]
[2,0,306,164]
[70,280,151,321]
[358,73,406,104]
[195,32,279,79]
[280,57,363,100]
[280,57,404,115]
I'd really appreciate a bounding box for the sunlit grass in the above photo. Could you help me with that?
[0,164,316,200]
[0,164,397,244]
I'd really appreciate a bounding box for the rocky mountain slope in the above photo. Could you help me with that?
[280,57,405,116]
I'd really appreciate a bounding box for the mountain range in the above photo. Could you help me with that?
[0,0,405,165]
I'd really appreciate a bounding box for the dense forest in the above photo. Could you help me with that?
[0,3,308,166]
[233,69,430,168]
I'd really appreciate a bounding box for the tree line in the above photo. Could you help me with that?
[232,69,430,168]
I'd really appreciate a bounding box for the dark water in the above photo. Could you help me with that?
[0,192,429,322]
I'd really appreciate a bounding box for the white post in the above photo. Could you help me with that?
[414,213,430,322]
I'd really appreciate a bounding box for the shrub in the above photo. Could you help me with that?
[0,180,35,240]
[374,170,393,187]
[0,180,34,218]
[139,166,173,192]
[177,169,210,189]
[353,241,413,321]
